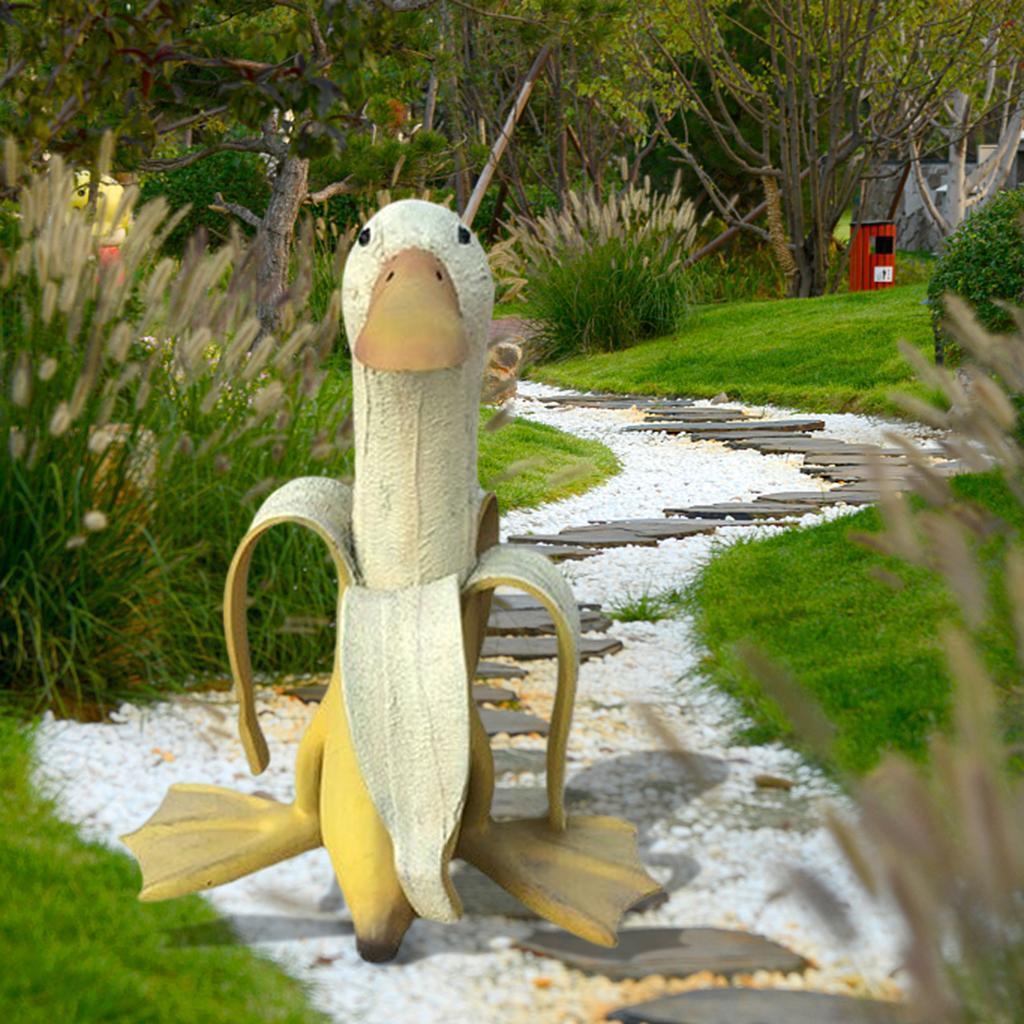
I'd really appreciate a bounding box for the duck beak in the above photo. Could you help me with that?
[355,248,469,372]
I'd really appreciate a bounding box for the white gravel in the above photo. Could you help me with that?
[31,382,937,1023]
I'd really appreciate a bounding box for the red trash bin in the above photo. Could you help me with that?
[848,221,896,292]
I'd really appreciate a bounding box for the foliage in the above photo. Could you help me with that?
[138,150,271,254]
[0,153,349,715]
[513,172,698,359]
[609,587,687,623]
[690,472,1023,774]
[785,297,1024,1023]
[531,284,934,416]
[927,188,1024,361]
[681,244,787,304]
[0,713,326,1023]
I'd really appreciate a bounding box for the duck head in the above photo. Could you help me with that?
[342,199,494,377]
[341,200,496,592]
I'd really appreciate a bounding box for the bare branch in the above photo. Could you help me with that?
[139,138,274,172]
[307,178,357,203]
[210,192,262,229]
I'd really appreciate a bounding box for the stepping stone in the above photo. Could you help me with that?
[609,988,910,1024]
[482,635,623,660]
[283,685,329,704]
[476,660,528,680]
[479,708,548,736]
[492,747,547,774]
[517,927,807,982]
[642,408,750,422]
[721,434,819,450]
[472,683,517,703]
[802,453,908,467]
[662,503,811,520]
[512,543,598,561]
[579,519,740,540]
[754,492,839,505]
[508,530,660,549]
[624,419,825,435]
[804,466,909,484]
[732,438,878,454]
[492,593,602,612]
[487,607,613,636]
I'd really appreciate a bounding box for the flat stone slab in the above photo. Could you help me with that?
[509,530,660,549]
[802,453,909,467]
[579,519,740,539]
[663,503,810,520]
[517,927,807,982]
[472,683,517,703]
[544,394,694,409]
[487,607,612,636]
[492,747,547,774]
[478,708,548,736]
[625,419,825,435]
[804,466,909,483]
[482,635,623,660]
[475,660,528,680]
[609,988,910,1024]
[512,543,598,561]
[754,492,839,505]
[642,408,750,422]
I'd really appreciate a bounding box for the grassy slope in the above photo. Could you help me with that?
[691,473,1022,775]
[0,715,327,1024]
[530,284,933,416]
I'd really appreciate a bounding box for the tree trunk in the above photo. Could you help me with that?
[254,155,309,336]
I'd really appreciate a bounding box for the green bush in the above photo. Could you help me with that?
[139,150,270,254]
[517,174,699,359]
[1,156,349,715]
[928,187,1024,360]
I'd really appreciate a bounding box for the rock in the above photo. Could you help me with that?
[608,988,911,1023]
[516,927,808,981]
[709,392,731,404]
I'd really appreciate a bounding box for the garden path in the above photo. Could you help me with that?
[30,381,943,1024]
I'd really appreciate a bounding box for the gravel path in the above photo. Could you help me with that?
[31,383,936,1024]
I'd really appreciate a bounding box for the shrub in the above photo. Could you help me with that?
[138,149,271,254]
[927,187,1024,361]
[513,171,699,360]
[1,152,350,715]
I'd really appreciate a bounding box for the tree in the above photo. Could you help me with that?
[908,18,1023,238]
[643,0,997,297]
[0,1,436,332]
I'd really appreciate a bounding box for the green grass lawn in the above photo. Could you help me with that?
[530,283,934,416]
[691,473,1023,775]
[0,714,327,1024]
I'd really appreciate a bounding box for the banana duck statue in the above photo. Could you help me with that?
[123,199,660,962]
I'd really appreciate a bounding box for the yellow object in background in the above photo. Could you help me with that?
[70,170,132,246]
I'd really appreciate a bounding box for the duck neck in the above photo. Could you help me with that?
[351,366,481,590]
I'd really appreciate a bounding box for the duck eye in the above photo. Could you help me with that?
[458,225,471,245]
[358,227,371,246]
